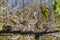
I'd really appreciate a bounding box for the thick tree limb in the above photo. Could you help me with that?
[0,30,60,36]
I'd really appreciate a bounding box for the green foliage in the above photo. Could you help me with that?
[40,6,49,22]
[41,7,48,19]
[52,0,60,15]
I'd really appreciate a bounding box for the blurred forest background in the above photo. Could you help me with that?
[0,0,60,40]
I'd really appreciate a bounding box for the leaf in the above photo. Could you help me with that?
[52,0,60,15]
